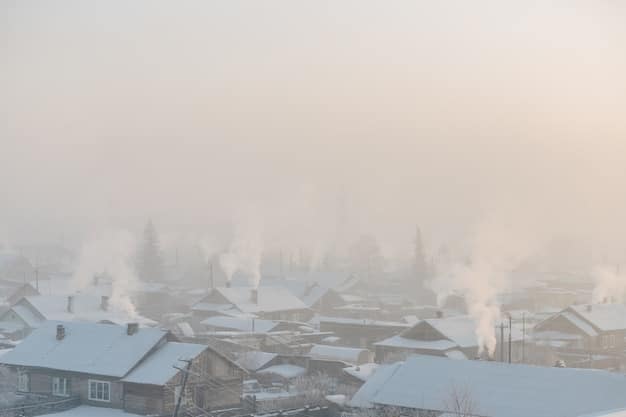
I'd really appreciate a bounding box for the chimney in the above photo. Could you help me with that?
[100,295,109,311]
[127,323,139,335]
[93,274,99,286]
[66,296,74,314]
[436,310,444,319]
[56,324,65,340]
[250,288,258,304]
[587,304,593,312]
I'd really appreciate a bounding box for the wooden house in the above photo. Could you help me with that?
[191,286,311,323]
[533,303,626,369]
[374,315,523,363]
[0,321,244,415]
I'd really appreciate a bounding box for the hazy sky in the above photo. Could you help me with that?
[2,1,626,262]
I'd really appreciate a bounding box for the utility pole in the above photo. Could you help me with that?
[522,313,525,363]
[173,359,193,417]
[508,315,512,364]
[208,260,214,290]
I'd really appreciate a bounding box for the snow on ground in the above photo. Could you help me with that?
[39,405,142,417]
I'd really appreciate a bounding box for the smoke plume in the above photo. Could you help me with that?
[72,230,139,317]
[219,210,264,288]
[429,216,542,356]
[592,265,625,304]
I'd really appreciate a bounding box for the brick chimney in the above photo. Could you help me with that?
[56,324,65,340]
[100,295,109,311]
[127,323,139,335]
[66,296,74,314]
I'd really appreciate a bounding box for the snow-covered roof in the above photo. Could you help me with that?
[299,285,331,308]
[191,302,233,312]
[317,316,410,328]
[175,322,195,338]
[0,321,167,378]
[422,315,478,348]
[348,362,403,408]
[14,295,154,326]
[10,303,44,327]
[351,355,626,417]
[569,304,626,332]
[236,351,278,372]
[444,349,467,360]
[321,336,340,344]
[257,364,307,379]
[577,410,626,417]
[122,342,206,385]
[374,335,457,351]
[197,286,308,314]
[562,311,598,337]
[343,363,378,382]
[200,316,279,333]
[309,344,370,365]
[258,279,331,308]
[532,330,583,341]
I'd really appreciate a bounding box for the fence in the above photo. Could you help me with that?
[0,395,80,417]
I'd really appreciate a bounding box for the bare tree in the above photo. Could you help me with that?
[136,220,165,282]
[442,383,481,417]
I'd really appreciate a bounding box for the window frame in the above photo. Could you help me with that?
[52,376,70,397]
[17,370,29,393]
[88,379,111,402]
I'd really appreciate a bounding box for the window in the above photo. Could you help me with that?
[17,370,29,392]
[610,334,616,348]
[88,380,110,402]
[52,377,69,396]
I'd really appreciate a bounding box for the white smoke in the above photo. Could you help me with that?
[429,216,542,356]
[431,260,503,356]
[219,210,264,288]
[592,265,625,304]
[72,230,139,318]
